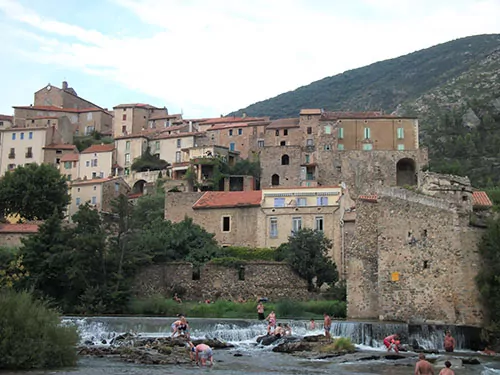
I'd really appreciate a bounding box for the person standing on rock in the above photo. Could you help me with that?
[414,353,435,375]
[439,361,454,375]
[323,313,332,341]
[266,311,276,334]
[187,341,213,366]
[257,302,265,320]
[444,331,456,352]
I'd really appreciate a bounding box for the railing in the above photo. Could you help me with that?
[8,153,15,159]
[25,152,33,158]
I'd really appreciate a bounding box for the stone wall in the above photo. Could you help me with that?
[0,232,30,247]
[347,190,484,326]
[133,262,311,301]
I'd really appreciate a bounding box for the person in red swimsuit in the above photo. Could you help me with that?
[383,334,400,353]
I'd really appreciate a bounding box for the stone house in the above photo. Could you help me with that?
[0,114,13,129]
[68,176,130,219]
[0,223,39,247]
[346,173,492,326]
[42,143,78,166]
[165,186,346,265]
[201,116,268,159]
[259,109,428,195]
[79,144,115,180]
[59,151,80,182]
[0,124,74,176]
[112,103,172,138]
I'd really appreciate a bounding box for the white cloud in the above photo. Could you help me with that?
[0,0,499,117]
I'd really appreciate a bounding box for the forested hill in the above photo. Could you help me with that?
[229,34,500,187]
[228,34,500,120]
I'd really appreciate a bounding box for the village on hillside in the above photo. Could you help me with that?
[0,80,494,325]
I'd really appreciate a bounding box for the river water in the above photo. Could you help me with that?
[6,316,500,375]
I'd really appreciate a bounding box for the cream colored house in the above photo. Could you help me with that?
[153,132,203,166]
[0,115,13,129]
[59,152,80,181]
[68,176,130,219]
[114,134,149,177]
[79,144,115,180]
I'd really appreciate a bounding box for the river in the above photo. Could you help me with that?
[5,316,500,375]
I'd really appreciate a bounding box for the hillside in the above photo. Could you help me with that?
[229,34,500,187]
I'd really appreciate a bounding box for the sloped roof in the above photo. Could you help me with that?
[81,144,115,154]
[0,224,39,233]
[266,118,300,129]
[198,116,266,125]
[0,114,13,121]
[60,153,79,162]
[43,144,77,150]
[113,103,158,109]
[300,109,322,115]
[13,105,106,114]
[473,191,492,207]
[320,111,417,120]
[193,191,262,209]
[71,177,123,186]
[358,194,378,203]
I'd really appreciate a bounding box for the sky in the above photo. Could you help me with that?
[0,0,499,118]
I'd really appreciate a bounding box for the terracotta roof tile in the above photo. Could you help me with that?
[473,191,492,207]
[43,144,77,150]
[148,113,182,120]
[300,109,322,115]
[153,131,202,140]
[113,103,158,109]
[0,114,13,121]
[0,224,39,233]
[193,191,262,209]
[60,153,79,162]
[358,194,378,203]
[199,117,266,125]
[266,118,300,129]
[208,122,250,131]
[81,144,115,153]
[128,193,143,199]
[320,111,417,120]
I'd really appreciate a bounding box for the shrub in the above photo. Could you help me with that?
[0,290,78,370]
[320,337,355,353]
[210,257,246,268]
[275,299,306,317]
[305,300,347,318]
[219,246,276,261]
[127,295,182,316]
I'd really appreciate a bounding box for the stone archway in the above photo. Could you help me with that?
[271,174,280,186]
[396,158,417,186]
[133,179,147,194]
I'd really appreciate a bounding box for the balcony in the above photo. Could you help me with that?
[25,152,33,158]
[8,153,15,159]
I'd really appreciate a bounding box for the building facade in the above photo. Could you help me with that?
[0,114,13,129]
[79,144,115,180]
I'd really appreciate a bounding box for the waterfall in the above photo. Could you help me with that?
[63,316,482,351]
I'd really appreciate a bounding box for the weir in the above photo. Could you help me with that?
[64,316,483,351]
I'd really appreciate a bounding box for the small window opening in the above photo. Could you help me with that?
[283,129,288,136]
[462,196,468,201]
[423,229,427,238]
[238,266,245,281]
[307,127,312,134]
[423,260,429,269]
[280,141,286,146]
[222,216,231,232]
[192,267,201,280]
[336,166,341,173]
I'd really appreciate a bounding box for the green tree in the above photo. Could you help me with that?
[131,147,169,172]
[280,228,338,291]
[0,164,70,220]
[476,216,500,326]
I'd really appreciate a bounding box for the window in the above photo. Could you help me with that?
[122,125,126,134]
[125,141,130,151]
[364,127,371,139]
[93,185,97,191]
[56,150,62,154]
[306,139,314,146]
[397,127,404,139]
[92,172,97,179]
[125,153,131,164]
[315,216,324,232]
[8,148,15,158]
[122,114,127,121]
[91,196,97,204]
[99,172,104,178]
[238,128,242,135]
[11,133,16,140]
[229,143,235,151]
[338,144,344,150]
[305,154,310,163]
[87,112,92,120]
[271,174,280,186]
[0,121,3,126]
[86,160,90,167]
[280,141,286,146]
[222,216,231,232]
[229,129,233,136]
[269,217,278,238]
[85,126,95,135]
[175,151,181,162]
[25,147,32,158]
[398,144,405,150]
[274,198,285,207]
[324,144,331,151]
[115,182,120,192]
[297,198,307,207]
[125,167,130,176]
[64,161,72,169]
[317,196,328,206]
[338,127,344,139]
[275,130,279,136]
[363,143,373,151]
[91,159,98,167]
[281,154,289,165]
[325,125,332,134]
[29,132,33,139]
[155,141,160,151]
[292,217,302,233]
[283,129,288,136]
[306,127,312,134]
[67,174,72,181]
[20,133,24,140]
[76,197,81,206]
[258,140,264,148]
[177,139,181,148]
[8,164,15,170]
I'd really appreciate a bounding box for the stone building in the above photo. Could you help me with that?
[68,176,130,219]
[165,186,346,266]
[0,114,13,129]
[259,110,428,195]
[112,103,174,138]
[42,143,78,166]
[346,173,492,326]
[0,223,39,247]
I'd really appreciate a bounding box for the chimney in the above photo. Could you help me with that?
[62,81,68,90]
[189,121,193,133]
[242,112,247,118]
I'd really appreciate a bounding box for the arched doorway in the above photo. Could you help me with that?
[271,174,280,186]
[281,154,290,165]
[133,179,147,194]
[396,158,417,186]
